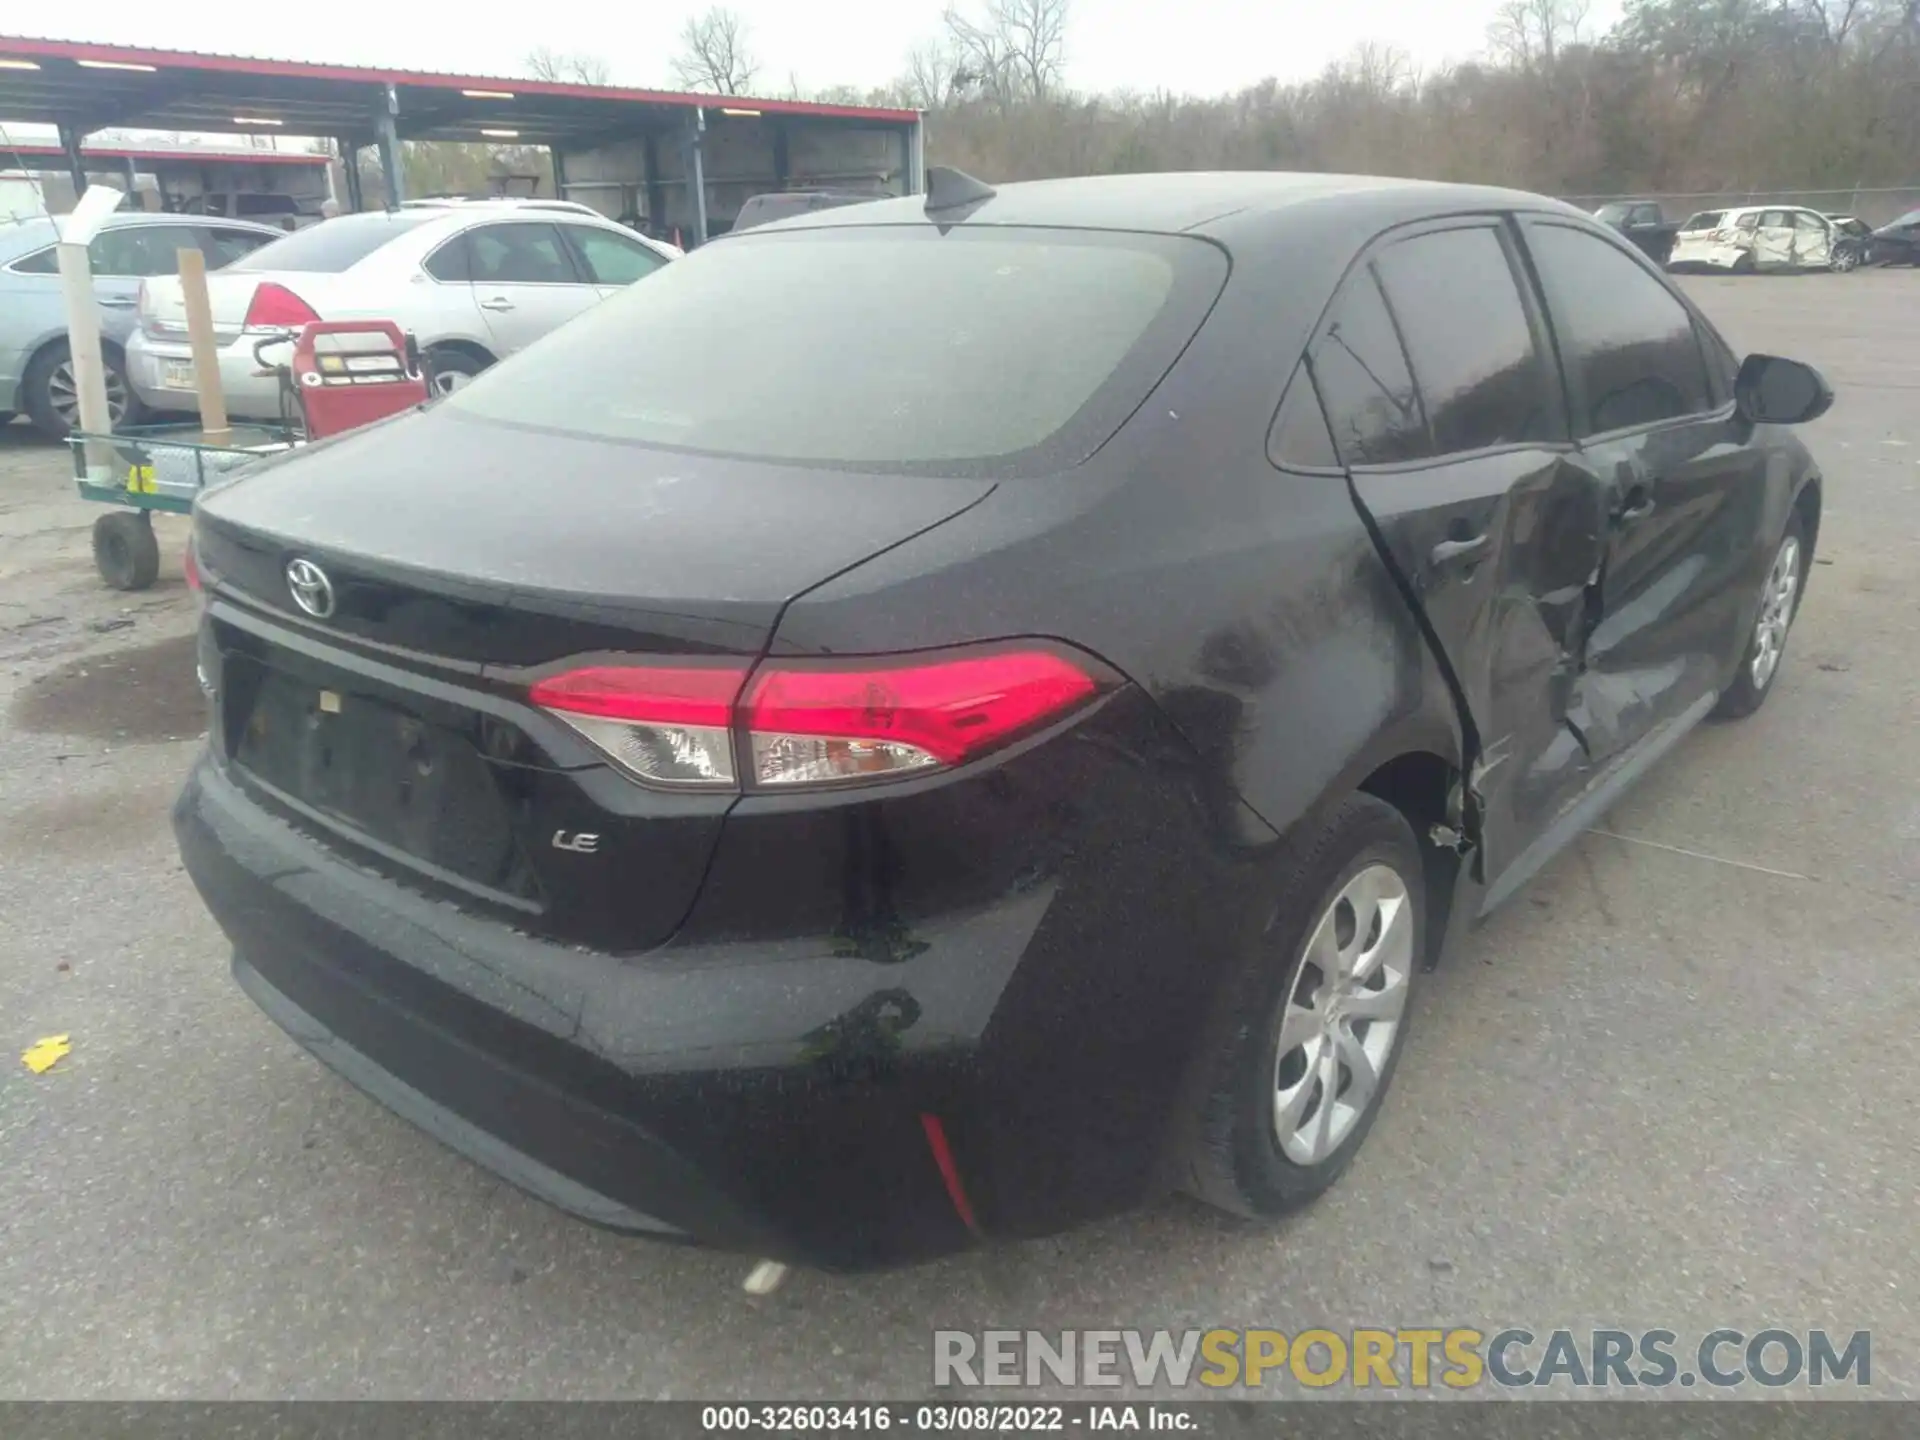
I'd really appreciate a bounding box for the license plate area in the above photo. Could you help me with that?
[162,359,196,390]
[225,656,540,903]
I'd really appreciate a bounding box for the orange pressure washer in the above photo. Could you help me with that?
[253,320,431,440]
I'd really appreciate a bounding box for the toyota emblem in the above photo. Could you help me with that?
[285,558,336,619]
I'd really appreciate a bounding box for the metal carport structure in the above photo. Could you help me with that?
[0,35,925,244]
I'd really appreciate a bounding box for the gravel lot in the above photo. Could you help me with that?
[1,272,1916,1401]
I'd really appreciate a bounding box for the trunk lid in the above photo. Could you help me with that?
[139,270,336,345]
[194,406,995,952]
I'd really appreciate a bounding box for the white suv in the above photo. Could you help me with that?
[126,203,677,420]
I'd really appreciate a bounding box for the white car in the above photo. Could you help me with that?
[126,203,677,421]
[1667,204,1841,273]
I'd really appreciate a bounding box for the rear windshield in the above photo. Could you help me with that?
[445,226,1226,474]
[1890,209,1920,227]
[231,212,435,272]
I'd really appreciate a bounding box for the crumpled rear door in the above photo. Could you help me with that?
[1753,213,1796,267]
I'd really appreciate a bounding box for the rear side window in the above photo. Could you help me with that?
[445,226,1224,474]
[423,234,471,282]
[1373,225,1559,454]
[1268,363,1339,470]
[1734,213,1760,231]
[1308,268,1426,466]
[467,223,579,284]
[1524,223,1715,436]
[231,213,434,272]
[9,246,56,275]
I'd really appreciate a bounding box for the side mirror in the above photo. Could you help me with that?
[1735,353,1833,426]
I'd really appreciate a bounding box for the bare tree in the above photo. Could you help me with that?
[943,0,1070,106]
[1487,0,1590,70]
[525,47,613,85]
[902,37,966,110]
[672,7,761,95]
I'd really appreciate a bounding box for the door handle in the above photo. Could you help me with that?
[479,297,515,312]
[98,296,137,307]
[1430,533,1488,566]
[1615,485,1656,523]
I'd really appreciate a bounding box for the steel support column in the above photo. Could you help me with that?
[685,109,709,247]
[56,122,89,198]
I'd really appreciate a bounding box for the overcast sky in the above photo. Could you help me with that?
[5,0,1625,98]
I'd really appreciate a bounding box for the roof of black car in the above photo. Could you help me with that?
[759,171,1578,238]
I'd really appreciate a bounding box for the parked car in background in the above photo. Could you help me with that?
[1867,208,1920,266]
[1667,205,1843,272]
[729,189,881,233]
[0,211,281,437]
[1594,200,1682,262]
[174,171,1830,1269]
[181,191,321,231]
[128,203,678,423]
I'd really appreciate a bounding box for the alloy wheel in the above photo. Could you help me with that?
[1751,535,1801,690]
[1272,862,1414,1166]
[432,370,473,396]
[50,359,129,429]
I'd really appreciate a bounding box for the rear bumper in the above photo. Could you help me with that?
[126,332,285,420]
[1667,239,1748,270]
[174,688,1266,1267]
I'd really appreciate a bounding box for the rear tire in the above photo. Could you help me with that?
[1713,511,1808,720]
[93,511,161,591]
[1187,794,1424,1219]
[23,341,143,440]
[423,346,489,397]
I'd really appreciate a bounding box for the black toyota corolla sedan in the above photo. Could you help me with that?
[175,170,1831,1271]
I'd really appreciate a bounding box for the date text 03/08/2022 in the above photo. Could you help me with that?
[701,1406,1193,1432]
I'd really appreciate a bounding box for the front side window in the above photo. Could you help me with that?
[1524,223,1715,437]
[201,226,274,268]
[1372,225,1559,455]
[1308,267,1426,466]
[89,225,202,277]
[445,226,1223,474]
[466,223,579,285]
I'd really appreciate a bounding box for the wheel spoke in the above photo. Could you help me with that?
[1331,1021,1379,1115]
[1301,903,1343,980]
[1304,1045,1340,1158]
[1342,972,1406,1021]
[1350,891,1411,983]
[1274,1035,1323,1133]
[1275,1001,1320,1058]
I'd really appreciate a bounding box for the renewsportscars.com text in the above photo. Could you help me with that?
[932,1328,1871,1391]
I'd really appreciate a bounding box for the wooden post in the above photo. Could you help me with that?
[54,183,125,481]
[175,246,230,446]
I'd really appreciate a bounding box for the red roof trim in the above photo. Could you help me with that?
[0,36,922,124]
[2,142,327,167]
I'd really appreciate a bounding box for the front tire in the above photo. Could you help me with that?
[1187,794,1424,1218]
[1713,512,1808,720]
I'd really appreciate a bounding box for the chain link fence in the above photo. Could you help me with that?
[1562,185,1920,226]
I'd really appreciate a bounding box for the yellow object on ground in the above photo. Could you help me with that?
[20,1035,71,1074]
[127,464,156,494]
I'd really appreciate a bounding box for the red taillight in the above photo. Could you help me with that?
[529,664,747,787]
[527,646,1105,790]
[183,536,202,594]
[743,650,1098,785]
[242,282,319,330]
